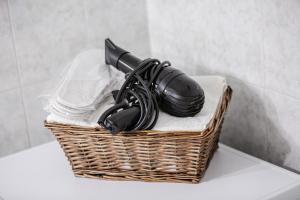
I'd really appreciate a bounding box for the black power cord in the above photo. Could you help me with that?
[98,38,205,134]
[98,58,171,134]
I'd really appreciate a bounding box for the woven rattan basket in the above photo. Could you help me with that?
[45,86,232,184]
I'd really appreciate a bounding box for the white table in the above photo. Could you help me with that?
[0,141,299,200]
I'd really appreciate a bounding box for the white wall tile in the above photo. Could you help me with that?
[0,0,19,92]
[261,0,300,99]
[0,89,29,156]
[146,0,300,172]
[22,81,54,147]
[221,79,268,160]
[8,0,88,86]
[264,89,300,171]
[147,0,265,86]
[85,0,151,58]
[0,0,151,157]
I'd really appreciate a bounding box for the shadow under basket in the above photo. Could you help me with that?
[45,87,232,184]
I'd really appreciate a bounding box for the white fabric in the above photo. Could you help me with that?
[153,76,227,131]
[45,48,228,131]
[47,73,227,131]
[46,49,123,121]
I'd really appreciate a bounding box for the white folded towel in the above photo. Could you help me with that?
[56,49,110,109]
[45,48,227,131]
[154,76,227,131]
[47,74,227,131]
[46,49,123,121]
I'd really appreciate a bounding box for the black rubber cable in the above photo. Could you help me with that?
[98,58,170,132]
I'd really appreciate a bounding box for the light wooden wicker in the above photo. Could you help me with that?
[45,87,232,184]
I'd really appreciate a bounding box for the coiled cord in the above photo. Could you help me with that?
[98,58,171,132]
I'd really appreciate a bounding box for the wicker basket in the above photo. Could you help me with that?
[45,87,232,184]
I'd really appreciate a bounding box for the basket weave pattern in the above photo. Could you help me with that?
[45,87,232,183]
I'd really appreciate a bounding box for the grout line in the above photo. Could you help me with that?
[229,74,300,101]
[258,0,270,163]
[13,74,53,90]
[0,86,21,94]
[262,86,300,101]
[6,0,32,147]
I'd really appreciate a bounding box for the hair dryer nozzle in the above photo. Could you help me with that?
[105,38,142,73]
[105,38,128,67]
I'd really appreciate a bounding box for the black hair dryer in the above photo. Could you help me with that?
[98,39,205,133]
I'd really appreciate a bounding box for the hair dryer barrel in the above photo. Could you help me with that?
[105,38,141,73]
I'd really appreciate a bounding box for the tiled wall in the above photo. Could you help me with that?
[146,0,300,172]
[0,0,150,156]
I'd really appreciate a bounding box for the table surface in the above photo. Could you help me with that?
[0,141,299,200]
